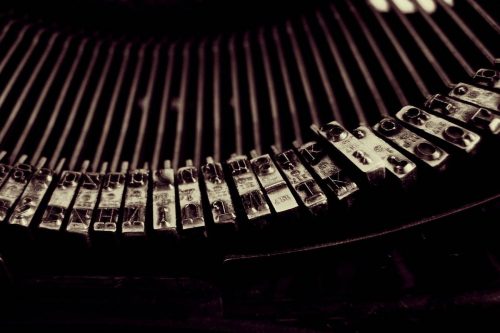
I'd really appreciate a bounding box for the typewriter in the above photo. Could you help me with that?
[0,0,498,331]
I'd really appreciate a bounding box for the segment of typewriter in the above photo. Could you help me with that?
[0,0,498,330]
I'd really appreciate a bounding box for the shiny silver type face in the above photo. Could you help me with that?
[177,162,205,233]
[0,163,35,222]
[426,94,500,136]
[152,168,177,234]
[312,121,386,186]
[396,106,481,154]
[40,170,81,231]
[67,172,101,236]
[201,157,237,227]
[250,153,299,216]
[297,141,358,205]
[0,163,12,189]
[449,83,500,113]
[226,155,271,224]
[352,126,416,189]
[274,149,328,216]
[11,167,53,228]
[373,117,449,171]
[93,172,126,234]
[473,68,500,91]
[122,169,149,236]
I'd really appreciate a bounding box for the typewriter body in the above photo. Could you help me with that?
[0,0,498,331]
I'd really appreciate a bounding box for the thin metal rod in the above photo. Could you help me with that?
[172,41,191,170]
[54,158,66,174]
[243,32,262,155]
[466,0,500,35]
[35,156,47,169]
[151,43,175,170]
[347,0,408,107]
[228,35,243,155]
[390,0,454,88]
[331,5,389,118]
[258,28,283,151]
[131,43,159,170]
[272,27,303,144]
[17,154,27,164]
[111,43,146,172]
[0,32,59,145]
[412,0,475,77]
[69,41,117,170]
[80,160,90,173]
[100,161,108,174]
[286,21,321,126]
[31,38,88,165]
[13,35,71,163]
[91,43,131,172]
[436,0,496,64]
[370,4,430,97]
[212,37,221,161]
[301,16,343,124]
[0,22,26,75]
[194,39,206,166]
[317,11,369,124]
[0,20,15,44]
[0,28,44,119]
[120,161,129,173]
[51,40,101,169]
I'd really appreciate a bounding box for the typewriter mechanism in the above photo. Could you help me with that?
[0,0,498,331]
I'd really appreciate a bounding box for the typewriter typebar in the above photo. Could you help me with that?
[0,153,12,189]
[373,118,450,171]
[425,94,500,136]
[92,167,126,237]
[226,155,271,227]
[395,106,481,154]
[39,169,80,231]
[9,166,53,229]
[0,163,12,189]
[0,159,35,222]
[449,83,500,113]
[151,163,177,236]
[177,160,205,234]
[473,68,500,92]
[250,151,299,219]
[66,170,102,239]
[352,126,416,189]
[122,168,148,237]
[272,147,328,216]
[312,121,386,186]
[201,157,237,232]
[296,141,359,207]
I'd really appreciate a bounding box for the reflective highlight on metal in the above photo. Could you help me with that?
[373,117,449,171]
[177,160,205,233]
[201,157,237,229]
[426,94,500,136]
[352,126,417,189]
[296,141,358,206]
[396,106,481,154]
[226,155,271,225]
[312,121,386,186]
[273,148,328,216]
[250,151,299,217]
[152,162,177,235]
[449,83,500,113]
[39,170,80,231]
